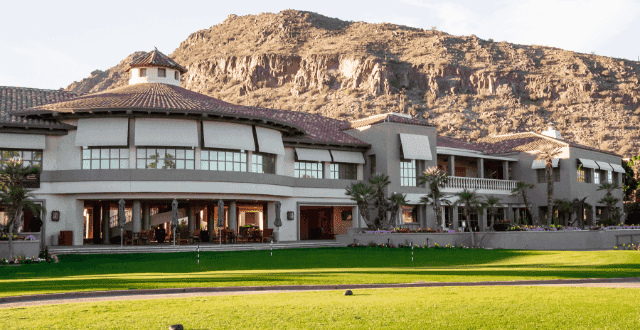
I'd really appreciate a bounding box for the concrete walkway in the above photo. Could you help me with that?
[2,277,639,309]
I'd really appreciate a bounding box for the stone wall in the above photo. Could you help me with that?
[0,240,41,259]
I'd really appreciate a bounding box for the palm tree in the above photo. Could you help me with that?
[453,189,482,247]
[597,182,622,226]
[419,166,449,231]
[369,174,392,229]
[534,144,562,226]
[345,182,374,229]
[387,193,408,229]
[420,191,450,231]
[484,196,501,231]
[0,158,45,260]
[511,181,535,225]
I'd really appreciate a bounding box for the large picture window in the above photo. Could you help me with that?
[251,153,276,174]
[577,167,591,183]
[458,206,479,232]
[1,149,42,169]
[537,168,560,183]
[295,161,322,178]
[201,149,247,172]
[82,147,129,169]
[329,163,357,180]
[137,148,194,169]
[400,159,417,186]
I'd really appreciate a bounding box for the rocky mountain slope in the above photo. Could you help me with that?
[65,10,640,157]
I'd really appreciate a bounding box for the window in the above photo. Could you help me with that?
[594,170,600,184]
[1,149,42,169]
[174,71,179,80]
[251,153,276,174]
[201,149,247,172]
[369,154,376,176]
[606,170,613,184]
[613,172,619,186]
[158,68,166,77]
[82,147,128,169]
[329,163,357,180]
[402,205,418,223]
[400,159,417,186]
[139,68,146,77]
[538,169,560,183]
[458,206,479,232]
[137,148,194,169]
[577,167,591,183]
[295,161,322,178]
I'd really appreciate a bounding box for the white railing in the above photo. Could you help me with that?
[445,177,518,192]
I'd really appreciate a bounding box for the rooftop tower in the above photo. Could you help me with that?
[126,48,187,87]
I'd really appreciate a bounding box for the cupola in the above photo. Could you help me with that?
[541,125,563,140]
[126,48,187,87]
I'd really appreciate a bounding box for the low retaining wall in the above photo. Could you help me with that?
[0,240,41,259]
[337,229,640,250]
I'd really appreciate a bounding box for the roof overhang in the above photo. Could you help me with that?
[0,121,74,136]
[436,147,519,161]
[282,137,370,152]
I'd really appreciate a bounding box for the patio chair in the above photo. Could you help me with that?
[124,230,134,245]
[236,227,249,243]
[146,229,155,243]
[191,229,202,244]
[178,230,190,245]
[138,230,149,245]
[262,228,274,243]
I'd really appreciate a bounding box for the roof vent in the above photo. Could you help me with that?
[541,126,562,140]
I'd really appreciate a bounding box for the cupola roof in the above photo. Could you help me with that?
[126,48,187,73]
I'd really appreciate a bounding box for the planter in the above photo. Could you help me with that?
[494,223,511,232]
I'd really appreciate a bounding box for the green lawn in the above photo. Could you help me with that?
[3,286,640,329]
[1,247,639,298]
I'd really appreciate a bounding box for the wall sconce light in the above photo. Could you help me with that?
[51,210,60,222]
[287,211,295,220]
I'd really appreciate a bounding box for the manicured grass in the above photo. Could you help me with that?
[3,286,640,329]
[1,247,639,298]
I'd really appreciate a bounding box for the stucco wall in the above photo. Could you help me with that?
[129,67,181,86]
[0,240,41,259]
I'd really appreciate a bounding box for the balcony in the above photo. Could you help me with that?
[444,176,518,194]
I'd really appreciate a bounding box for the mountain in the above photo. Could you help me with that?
[65,10,640,157]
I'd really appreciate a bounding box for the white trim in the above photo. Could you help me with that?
[400,133,433,160]
[202,121,255,151]
[134,118,198,147]
[74,118,129,147]
[255,127,285,155]
[330,150,365,164]
[0,133,45,150]
[295,148,332,162]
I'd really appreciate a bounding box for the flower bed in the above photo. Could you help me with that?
[1,249,58,266]
[363,228,439,234]
[347,241,469,249]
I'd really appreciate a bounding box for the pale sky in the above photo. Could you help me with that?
[1,0,638,90]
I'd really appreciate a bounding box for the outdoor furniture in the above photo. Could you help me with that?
[236,227,249,243]
[178,230,190,245]
[191,229,202,244]
[262,229,273,243]
[124,230,134,245]
[134,231,145,245]
[145,230,155,243]
[221,229,236,244]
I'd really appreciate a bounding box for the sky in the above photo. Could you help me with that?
[1,0,639,90]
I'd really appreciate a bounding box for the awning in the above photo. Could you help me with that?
[0,133,45,150]
[595,161,613,171]
[610,163,626,173]
[404,194,425,204]
[400,133,433,160]
[531,158,559,169]
[578,158,598,169]
[330,150,365,164]
[135,118,198,147]
[255,127,285,155]
[295,148,331,162]
[202,121,255,151]
[74,118,129,147]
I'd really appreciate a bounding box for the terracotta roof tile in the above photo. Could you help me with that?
[127,49,187,73]
[16,83,367,146]
[349,113,431,129]
[0,86,80,129]
[480,132,619,156]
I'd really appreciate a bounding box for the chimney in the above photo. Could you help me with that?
[541,125,562,140]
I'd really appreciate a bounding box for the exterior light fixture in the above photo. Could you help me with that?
[51,210,61,222]
[287,211,294,220]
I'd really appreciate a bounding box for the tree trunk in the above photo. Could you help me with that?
[8,222,14,260]
[434,193,443,231]
[465,208,475,247]
[358,202,373,229]
[489,212,495,231]
[522,191,535,226]
[546,165,554,227]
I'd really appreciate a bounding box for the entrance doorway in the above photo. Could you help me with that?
[300,206,354,240]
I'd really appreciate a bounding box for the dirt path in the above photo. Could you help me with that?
[2,278,639,309]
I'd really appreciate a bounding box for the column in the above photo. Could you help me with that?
[142,203,150,230]
[229,201,237,232]
[132,201,141,233]
[207,204,215,242]
[452,206,459,231]
[424,205,436,229]
[247,151,253,172]
[503,161,510,180]
[507,204,513,223]
[352,205,360,228]
[101,202,110,244]
[448,155,455,176]
[92,204,101,244]
[188,203,195,232]
[480,209,487,232]
[477,158,484,178]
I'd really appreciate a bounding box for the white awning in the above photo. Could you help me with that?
[610,163,626,173]
[74,118,129,147]
[330,150,365,164]
[255,127,285,155]
[0,133,45,150]
[404,193,425,204]
[531,158,559,169]
[595,161,613,171]
[135,118,198,147]
[578,158,598,169]
[202,121,255,151]
[295,148,331,162]
[400,133,433,160]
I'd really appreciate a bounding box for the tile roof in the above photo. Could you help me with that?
[479,132,620,156]
[349,112,431,129]
[0,86,80,130]
[127,48,187,73]
[16,83,367,146]
[437,135,527,155]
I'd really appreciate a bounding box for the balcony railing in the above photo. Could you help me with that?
[445,176,518,192]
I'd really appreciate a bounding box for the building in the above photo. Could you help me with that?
[0,49,625,246]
